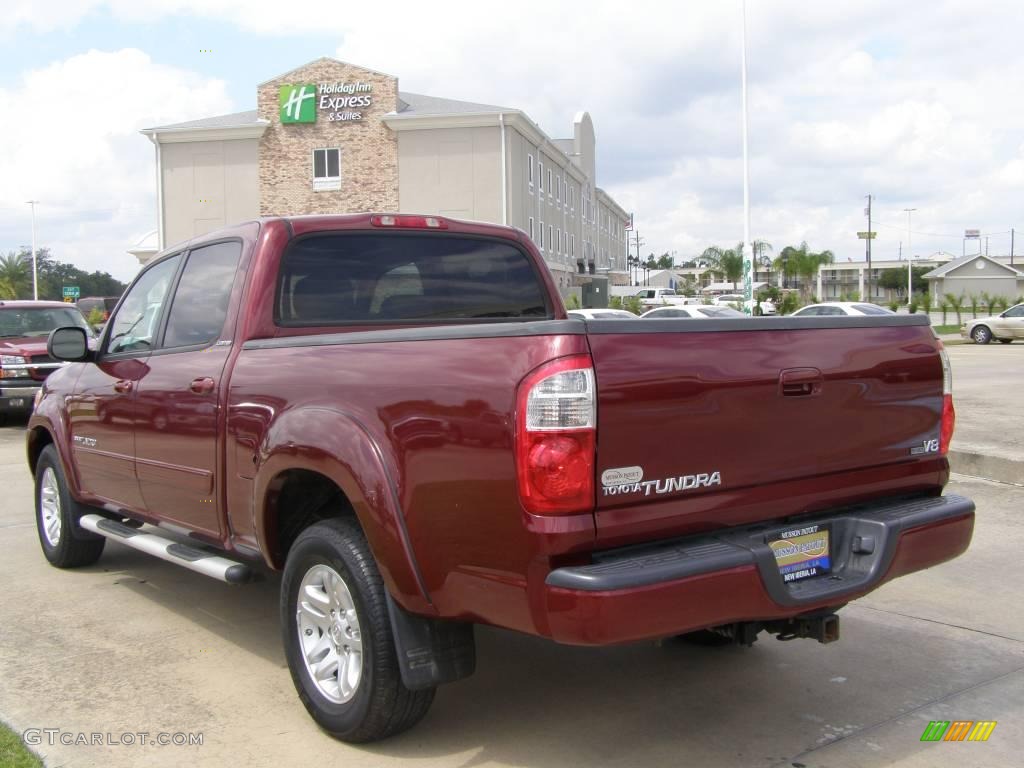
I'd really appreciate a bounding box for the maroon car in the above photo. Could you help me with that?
[27,214,972,742]
[0,300,92,420]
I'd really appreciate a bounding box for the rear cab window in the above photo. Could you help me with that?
[276,233,552,326]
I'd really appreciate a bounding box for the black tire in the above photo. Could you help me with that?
[280,518,435,743]
[35,445,105,568]
[971,325,992,344]
[998,338,1013,344]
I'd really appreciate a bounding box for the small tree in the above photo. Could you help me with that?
[941,301,949,325]
[968,295,979,319]
[995,296,1010,313]
[609,295,623,309]
[623,295,643,315]
[908,299,919,314]
[888,299,900,312]
[565,293,580,309]
[944,293,964,325]
[980,292,995,315]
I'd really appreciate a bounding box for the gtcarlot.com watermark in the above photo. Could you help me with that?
[23,728,204,747]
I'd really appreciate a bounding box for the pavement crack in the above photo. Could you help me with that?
[773,664,1024,767]
[853,603,1024,644]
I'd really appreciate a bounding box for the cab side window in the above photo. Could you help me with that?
[105,256,181,355]
[162,242,242,349]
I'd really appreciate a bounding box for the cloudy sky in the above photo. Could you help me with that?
[2,0,1023,281]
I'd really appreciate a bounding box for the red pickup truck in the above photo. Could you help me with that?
[27,214,973,742]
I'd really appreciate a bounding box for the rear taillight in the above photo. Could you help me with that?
[515,355,596,515]
[938,343,955,455]
[370,214,448,229]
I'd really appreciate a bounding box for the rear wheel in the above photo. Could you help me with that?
[35,445,105,568]
[281,518,434,742]
[971,325,992,344]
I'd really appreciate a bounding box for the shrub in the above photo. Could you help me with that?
[609,295,623,310]
[565,293,581,309]
[908,300,919,314]
[968,295,979,319]
[86,307,105,326]
[624,295,643,315]
[888,299,900,312]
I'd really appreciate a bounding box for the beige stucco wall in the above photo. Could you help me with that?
[397,126,502,222]
[257,59,399,216]
[161,139,259,249]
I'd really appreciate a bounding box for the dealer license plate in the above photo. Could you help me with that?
[770,524,831,583]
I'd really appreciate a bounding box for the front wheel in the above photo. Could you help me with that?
[280,518,434,743]
[35,445,105,568]
[972,325,992,344]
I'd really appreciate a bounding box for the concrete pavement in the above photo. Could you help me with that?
[0,417,1021,767]
[945,343,1024,485]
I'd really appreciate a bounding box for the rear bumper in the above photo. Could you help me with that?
[543,493,974,645]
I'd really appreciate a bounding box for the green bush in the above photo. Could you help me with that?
[565,293,581,309]
[624,295,643,315]
[908,300,919,314]
[778,293,801,316]
[609,295,623,310]
[86,307,105,326]
[888,299,900,312]
[968,295,979,319]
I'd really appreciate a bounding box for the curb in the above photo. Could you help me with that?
[949,450,1024,486]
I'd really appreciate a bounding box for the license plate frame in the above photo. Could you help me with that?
[769,524,832,583]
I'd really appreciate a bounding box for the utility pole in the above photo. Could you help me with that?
[1011,228,1015,266]
[904,208,916,303]
[865,194,873,301]
[26,200,39,300]
[985,236,989,256]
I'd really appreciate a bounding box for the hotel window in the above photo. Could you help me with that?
[571,234,575,257]
[528,155,534,191]
[312,148,341,191]
[538,161,544,193]
[569,185,575,212]
[548,225,553,251]
[547,168,553,197]
[556,176,561,203]
[539,220,545,249]
[529,216,535,242]
[557,228,562,254]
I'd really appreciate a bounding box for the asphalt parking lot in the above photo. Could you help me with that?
[1,345,1021,768]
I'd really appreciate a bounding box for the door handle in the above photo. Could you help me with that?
[779,367,823,397]
[113,380,133,394]
[189,377,216,395]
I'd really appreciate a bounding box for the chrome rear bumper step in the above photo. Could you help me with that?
[79,514,252,584]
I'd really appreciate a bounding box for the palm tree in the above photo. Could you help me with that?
[700,246,745,289]
[772,242,834,299]
[0,253,29,299]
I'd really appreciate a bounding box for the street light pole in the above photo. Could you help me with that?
[26,200,39,300]
[904,208,916,304]
[740,0,755,315]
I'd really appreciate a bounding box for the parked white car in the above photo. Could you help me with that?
[567,309,638,320]
[641,305,745,319]
[711,294,777,315]
[632,288,701,309]
[790,302,895,317]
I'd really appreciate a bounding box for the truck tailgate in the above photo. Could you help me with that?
[586,315,945,544]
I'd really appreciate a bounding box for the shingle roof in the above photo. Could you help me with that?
[144,110,264,132]
[396,92,512,116]
[922,253,1023,279]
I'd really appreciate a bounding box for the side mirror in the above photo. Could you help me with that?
[48,327,91,362]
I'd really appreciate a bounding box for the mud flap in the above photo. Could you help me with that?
[386,594,476,690]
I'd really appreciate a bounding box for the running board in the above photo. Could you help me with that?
[79,514,252,584]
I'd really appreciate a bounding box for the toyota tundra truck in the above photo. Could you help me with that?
[27,214,973,743]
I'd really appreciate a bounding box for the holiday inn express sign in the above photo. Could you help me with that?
[279,82,374,124]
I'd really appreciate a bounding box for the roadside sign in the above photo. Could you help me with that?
[62,286,80,302]
[856,231,877,239]
[964,229,981,239]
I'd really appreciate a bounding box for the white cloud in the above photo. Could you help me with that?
[4,1,1024,272]
[0,49,230,279]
